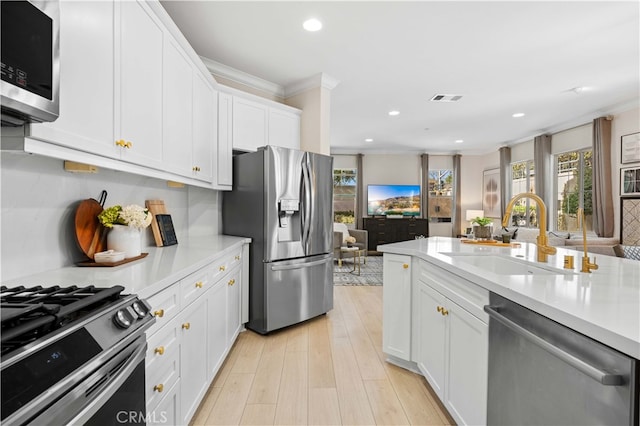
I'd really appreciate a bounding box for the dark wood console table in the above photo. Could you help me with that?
[362,217,429,251]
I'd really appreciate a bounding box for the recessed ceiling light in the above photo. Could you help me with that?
[455,139,464,144]
[388,110,400,116]
[512,113,525,118]
[365,138,373,142]
[303,18,322,32]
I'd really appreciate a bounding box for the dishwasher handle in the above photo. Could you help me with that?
[484,305,624,386]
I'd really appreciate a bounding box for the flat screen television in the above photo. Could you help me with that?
[367,184,420,217]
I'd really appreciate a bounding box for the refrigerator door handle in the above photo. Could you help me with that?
[300,154,312,251]
[270,257,329,271]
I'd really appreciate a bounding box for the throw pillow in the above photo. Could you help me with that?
[333,222,350,243]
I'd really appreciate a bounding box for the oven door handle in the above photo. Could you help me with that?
[27,338,147,426]
[484,305,624,386]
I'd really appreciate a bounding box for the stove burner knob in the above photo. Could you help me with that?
[131,301,148,318]
[113,309,134,329]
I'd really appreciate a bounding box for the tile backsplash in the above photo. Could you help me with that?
[1,152,220,281]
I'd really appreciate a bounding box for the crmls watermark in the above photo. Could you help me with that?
[116,411,168,424]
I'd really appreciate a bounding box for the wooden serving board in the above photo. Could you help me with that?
[461,239,521,248]
[77,253,148,267]
[146,199,167,247]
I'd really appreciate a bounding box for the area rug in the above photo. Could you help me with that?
[333,255,383,286]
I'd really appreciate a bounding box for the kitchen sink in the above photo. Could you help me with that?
[442,253,576,276]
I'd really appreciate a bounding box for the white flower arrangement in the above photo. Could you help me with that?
[98,204,152,229]
[345,235,356,244]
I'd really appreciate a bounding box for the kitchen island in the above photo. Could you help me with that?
[378,237,640,425]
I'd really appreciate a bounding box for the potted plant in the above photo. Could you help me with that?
[98,204,152,258]
[471,216,493,240]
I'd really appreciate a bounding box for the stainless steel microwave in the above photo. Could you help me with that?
[1,0,59,126]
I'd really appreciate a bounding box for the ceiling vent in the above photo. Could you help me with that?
[430,94,463,102]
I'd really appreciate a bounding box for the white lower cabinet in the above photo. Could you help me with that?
[411,260,488,426]
[145,244,247,424]
[382,254,412,361]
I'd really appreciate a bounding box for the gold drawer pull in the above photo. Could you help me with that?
[115,139,126,147]
[437,306,443,313]
[125,141,132,149]
[235,255,240,260]
[441,308,449,316]
[195,281,203,288]
[403,263,409,269]
[192,166,201,172]
[154,346,165,355]
[154,309,164,318]
[154,383,164,393]
[219,265,226,272]
[228,279,235,286]
[182,322,191,330]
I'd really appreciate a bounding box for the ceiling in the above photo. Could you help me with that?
[160,1,640,155]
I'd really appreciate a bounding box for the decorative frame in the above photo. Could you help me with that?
[620,197,640,245]
[621,132,640,164]
[482,168,501,218]
[620,166,640,196]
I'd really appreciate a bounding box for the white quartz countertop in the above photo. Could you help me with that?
[2,235,251,300]
[378,237,640,359]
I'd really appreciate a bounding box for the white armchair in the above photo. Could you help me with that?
[333,222,368,264]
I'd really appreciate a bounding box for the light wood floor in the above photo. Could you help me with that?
[190,286,454,426]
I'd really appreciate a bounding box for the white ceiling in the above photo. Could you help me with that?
[160,1,640,155]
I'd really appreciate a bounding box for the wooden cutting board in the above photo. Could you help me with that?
[146,199,167,247]
[75,190,108,259]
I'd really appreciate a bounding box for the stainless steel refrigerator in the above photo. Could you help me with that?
[222,146,334,334]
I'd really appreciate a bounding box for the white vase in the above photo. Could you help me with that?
[107,224,141,258]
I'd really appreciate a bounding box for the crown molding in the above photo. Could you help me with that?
[284,73,341,98]
[199,56,284,98]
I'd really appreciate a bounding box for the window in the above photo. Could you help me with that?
[333,168,357,224]
[510,161,537,228]
[428,169,452,223]
[555,150,592,232]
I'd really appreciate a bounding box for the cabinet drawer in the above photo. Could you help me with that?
[180,266,210,307]
[417,259,489,322]
[146,320,180,410]
[211,248,242,281]
[147,380,180,425]
[146,284,180,337]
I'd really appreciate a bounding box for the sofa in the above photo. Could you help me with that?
[333,223,368,265]
[509,228,620,257]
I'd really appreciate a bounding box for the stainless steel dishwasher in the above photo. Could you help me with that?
[484,293,638,426]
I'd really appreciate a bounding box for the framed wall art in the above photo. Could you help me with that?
[482,168,501,218]
[621,132,640,164]
[621,166,640,196]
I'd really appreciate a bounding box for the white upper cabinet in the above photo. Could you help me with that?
[116,0,164,170]
[232,96,268,152]
[27,1,116,157]
[162,38,193,177]
[217,92,233,188]
[268,108,301,150]
[192,73,216,183]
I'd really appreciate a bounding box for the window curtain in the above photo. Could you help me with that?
[452,154,461,237]
[356,154,364,229]
[534,134,552,227]
[592,117,614,237]
[420,154,429,220]
[499,146,511,220]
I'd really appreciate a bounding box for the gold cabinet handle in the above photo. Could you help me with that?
[195,281,203,288]
[228,279,235,286]
[154,383,164,393]
[403,263,409,269]
[182,322,191,330]
[115,139,126,147]
[235,255,240,260]
[219,265,226,272]
[441,308,449,316]
[154,309,164,318]
[437,306,443,313]
[125,141,132,148]
[154,346,165,355]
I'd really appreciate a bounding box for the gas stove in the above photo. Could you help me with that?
[1,284,155,425]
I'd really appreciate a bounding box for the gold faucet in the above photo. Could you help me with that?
[577,208,598,273]
[502,193,557,263]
